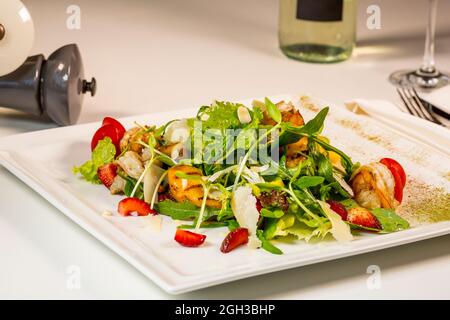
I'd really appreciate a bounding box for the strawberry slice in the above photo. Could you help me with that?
[158,193,172,202]
[97,163,117,188]
[347,207,381,230]
[220,228,249,253]
[255,199,262,213]
[118,197,156,216]
[327,200,348,221]
[174,229,206,247]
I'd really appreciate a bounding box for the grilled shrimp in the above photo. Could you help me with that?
[350,162,397,209]
[110,175,126,194]
[261,101,307,168]
[286,137,308,168]
[116,151,144,180]
[261,101,305,126]
[158,142,185,160]
[120,127,151,153]
[167,165,222,208]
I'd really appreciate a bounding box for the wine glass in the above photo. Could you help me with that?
[389,0,449,89]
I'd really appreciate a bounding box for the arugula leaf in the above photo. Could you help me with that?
[278,129,303,146]
[317,153,334,182]
[278,107,329,146]
[73,137,116,184]
[319,182,335,201]
[283,107,329,136]
[257,230,283,255]
[263,218,278,240]
[347,222,381,233]
[255,182,284,191]
[123,176,144,200]
[294,176,325,189]
[175,171,204,181]
[178,222,228,229]
[371,208,410,232]
[155,151,177,167]
[156,200,233,221]
[301,107,329,135]
[250,107,264,127]
[260,157,291,180]
[311,137,354,175]
[227,219,240,231]
[265,97,282,124]
[340,199,359,209]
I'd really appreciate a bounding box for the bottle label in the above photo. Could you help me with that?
[296,0,343,22]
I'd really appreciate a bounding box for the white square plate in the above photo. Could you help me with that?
[1,95,449,294]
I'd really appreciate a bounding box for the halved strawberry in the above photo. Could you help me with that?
[220,228,249,253]
[97,163,117,188]
[327,200,348,221]
[347,207,381,229]
[118,197,156,216]
[174,229,206,247]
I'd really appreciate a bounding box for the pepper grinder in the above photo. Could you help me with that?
[0,0,96,126]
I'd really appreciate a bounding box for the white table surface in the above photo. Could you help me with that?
[1,0,449,299]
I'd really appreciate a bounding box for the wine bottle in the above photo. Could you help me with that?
[278,0,357,63]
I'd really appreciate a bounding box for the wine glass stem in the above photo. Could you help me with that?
[421,0,438,73]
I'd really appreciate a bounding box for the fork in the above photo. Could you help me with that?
[396,86,443,126]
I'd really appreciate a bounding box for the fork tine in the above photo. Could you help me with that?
[410,87,443,125]
[402,87,430,120]
[396,88,420,117]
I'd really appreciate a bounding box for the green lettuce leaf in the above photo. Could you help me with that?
[73,137,116,183]
[197,101,242,131]
[264,213,296,240]
[264,212,333,243]
[284,221,319,242]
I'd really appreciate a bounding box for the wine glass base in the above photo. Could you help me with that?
[389,69,449,90]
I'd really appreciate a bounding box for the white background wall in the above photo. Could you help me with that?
[10,0,450,125]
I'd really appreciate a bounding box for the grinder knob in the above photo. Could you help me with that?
[0,43,96,126]
[82,78,97,97]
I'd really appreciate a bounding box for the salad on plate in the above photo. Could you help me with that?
[74,98,410,254]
